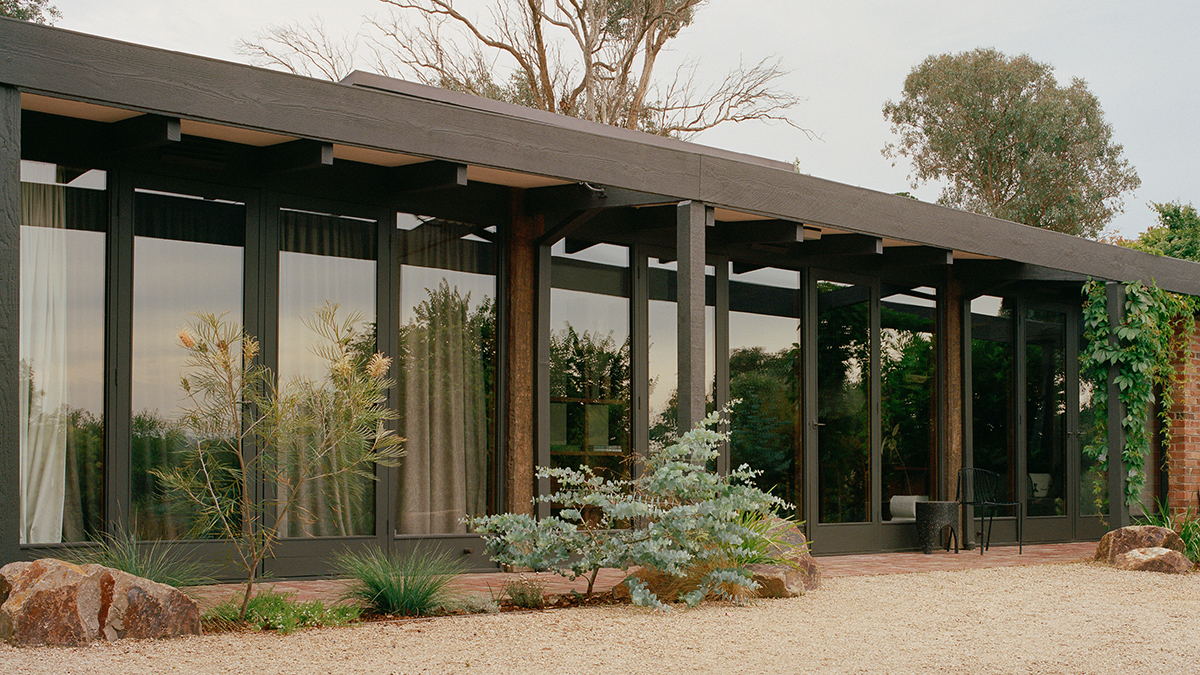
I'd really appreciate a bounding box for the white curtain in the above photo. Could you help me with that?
[19,183,68,545]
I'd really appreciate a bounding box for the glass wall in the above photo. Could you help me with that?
[1026,308,1067,517]
[647,258,715,445]
[970,295,1015,509]
[18,162,107,544]
[548,242,630,479]
[1078,325,1107,517]
[395,213,497,535]
[879,286,937,521]
[277,207,377,537]
[131,189,245,539]
[816,280,872,524]
[727,266,801,512]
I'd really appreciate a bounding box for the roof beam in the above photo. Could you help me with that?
[390,160,468,194]
[714,219,808,246]
[524,183,671,214]
[111,113,180,153]
[793,233,882,258]
[253,139,333,174]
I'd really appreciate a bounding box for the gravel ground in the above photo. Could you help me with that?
[4,562,1197,675]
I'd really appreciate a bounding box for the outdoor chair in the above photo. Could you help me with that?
[956,467,1022,555]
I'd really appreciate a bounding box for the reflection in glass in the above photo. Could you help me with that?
[880,287,937,521]
[19,168,107,544]
[817,281,871,523]
[971,296,1014,510]
[648,259,715,445]
[549,242,630,480]
[1026,308,1067,517]
[728,265,801,512]
[395,213,497,534]
[278,209,377,537]
[1078,326,1107,516]
[132,190,244,539]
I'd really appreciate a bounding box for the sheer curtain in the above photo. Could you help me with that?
[398,221,493,534]
[19,183,68,544]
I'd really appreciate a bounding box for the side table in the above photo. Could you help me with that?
[915,500,959,554]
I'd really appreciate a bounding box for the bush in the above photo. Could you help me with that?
[203,589,359,634]
[1142,504,1200,562]
[502,576,546,609]
[334,546,466,616]
[444,594,501,614]
[59,528,212,588]
[470,406,791,610]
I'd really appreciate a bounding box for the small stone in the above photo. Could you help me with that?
[1094,526,1185,564]
[1111,547,1194,574]
[0,558,200,647]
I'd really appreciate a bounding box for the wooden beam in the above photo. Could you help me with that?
[793,233,882,258]
[534,208,602,247]
[110,113,180,153]
[564,237,599,254]
[524,182,670,214]
[0,86,19,563]
[677,201,709,433]
[253,139,333,174]
[390,160,468,194]
[714,219,806,246]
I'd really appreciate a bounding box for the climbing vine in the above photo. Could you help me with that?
[1081,279,1199,505]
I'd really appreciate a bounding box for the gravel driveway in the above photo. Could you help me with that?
[4,562,1196,674]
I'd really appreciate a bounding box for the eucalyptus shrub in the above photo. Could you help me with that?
[469,407,789,609]
[1081,279,1198,505]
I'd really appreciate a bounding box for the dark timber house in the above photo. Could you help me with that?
[4,18,1200,577]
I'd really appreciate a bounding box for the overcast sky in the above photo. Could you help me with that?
[50,0,1200,238]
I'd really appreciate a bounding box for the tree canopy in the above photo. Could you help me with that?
[238,0,804,139]
[0,0,59,23]
[882,48,1140,238]
[1122,201,1200,262]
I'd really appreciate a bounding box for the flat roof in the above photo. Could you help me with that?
[2,17,1198,295]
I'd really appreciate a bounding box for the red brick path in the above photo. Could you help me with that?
[188,541,1098,611]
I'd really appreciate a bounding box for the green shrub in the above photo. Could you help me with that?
[503,576,546,609]
[470,406,791,610]
[1142,504,1200,562]
[203,589,359,634]
[59,528,212,588]
[334,546,466,617]
[444,594,500,614]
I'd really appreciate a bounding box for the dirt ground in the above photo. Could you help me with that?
[4,562,1197,675]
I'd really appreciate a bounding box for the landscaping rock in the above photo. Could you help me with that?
[0,559,200,647]
[750,519,820,597]
[1094,526,1185,564]
[1111,547,1194,575]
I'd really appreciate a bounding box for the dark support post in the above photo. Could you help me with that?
[506,190,540,516]
[1106,281,1131,527]
[943,276,964,502]
[0,86,20,563]
[676,201,708,434]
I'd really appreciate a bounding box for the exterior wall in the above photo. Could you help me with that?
[1167,318,1200,514]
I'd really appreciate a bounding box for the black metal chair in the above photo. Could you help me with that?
[956,467,1022,555]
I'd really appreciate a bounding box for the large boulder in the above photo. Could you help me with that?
[1094,526,1185,564]
[0,559,200,647]
[749,519,820,597]
[1112,547,1194,575]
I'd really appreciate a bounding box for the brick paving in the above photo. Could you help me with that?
[188,541,1098,611]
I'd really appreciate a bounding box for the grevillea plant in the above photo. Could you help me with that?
[1081,279,1198,506]
[469,406,792,609]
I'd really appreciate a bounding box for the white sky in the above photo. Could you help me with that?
[49,0,1200,239]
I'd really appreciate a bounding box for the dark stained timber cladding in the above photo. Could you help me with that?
[0,86,19,562]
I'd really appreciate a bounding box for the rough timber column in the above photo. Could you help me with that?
[0,86,19,563]
[943,276,965,502]
[677,201,710,434]
[505,191,540,516]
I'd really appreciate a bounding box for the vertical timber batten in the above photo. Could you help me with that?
[676,201,708,434]
[505,190,539,516]
[0,86,19,561]
[1105,281,1130,527]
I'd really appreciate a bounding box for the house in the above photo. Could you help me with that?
[3,18,1199,577]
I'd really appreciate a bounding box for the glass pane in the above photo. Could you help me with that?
[648,258,715,445]
[1026,308,1067,517]
[817,280,871,524]
[1078,325,1107,516]
[132,189,244,540]
[395,213,497,535]
[549,242,630,481]
[880,287,937,521]
[971,296,1014,510]
[728,265,801,513]
[19,165,107,544]
[278,208,377,537]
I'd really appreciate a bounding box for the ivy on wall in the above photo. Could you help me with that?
[1081,279,1198,505]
